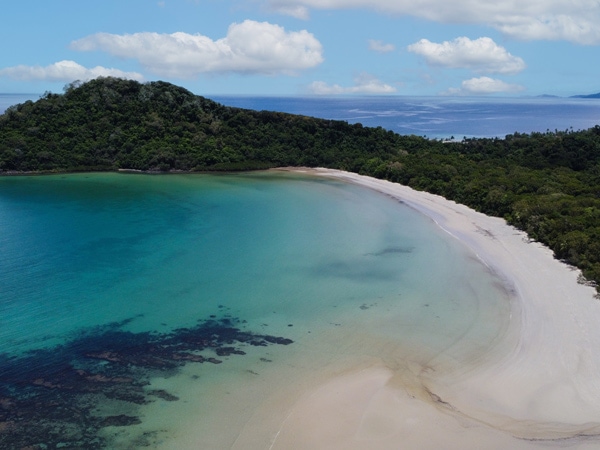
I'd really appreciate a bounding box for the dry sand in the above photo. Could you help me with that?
[262,168,600,449]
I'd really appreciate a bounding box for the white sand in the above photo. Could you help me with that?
[262,168,600,449]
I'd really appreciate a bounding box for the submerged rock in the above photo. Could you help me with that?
[0,315,293,449]
[99,415,142,427]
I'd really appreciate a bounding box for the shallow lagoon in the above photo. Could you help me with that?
[0,172,512,448]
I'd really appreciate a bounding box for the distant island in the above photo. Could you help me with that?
[571,92,600,99]
[535,92,600,99]
[1,77,600,292]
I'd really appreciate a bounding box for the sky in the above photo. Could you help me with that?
[1,0,599,97]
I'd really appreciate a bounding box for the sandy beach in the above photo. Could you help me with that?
[257,168,600,449]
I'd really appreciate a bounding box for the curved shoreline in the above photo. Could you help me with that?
[5,168,600,447]
[264,168,600,448]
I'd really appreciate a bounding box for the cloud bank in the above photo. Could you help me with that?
[368,39,395,53]
[71,20,324,78]
[408,37,525,74]
[444,76,525,95]
[0,60,144,82]
[266,0,600,44]
[308,74,396,94]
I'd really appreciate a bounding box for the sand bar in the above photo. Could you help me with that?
[260,168,600,449]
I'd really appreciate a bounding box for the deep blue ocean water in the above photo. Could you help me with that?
[2,93,600,139]
[212,95,600,139]
[0,93,38,112]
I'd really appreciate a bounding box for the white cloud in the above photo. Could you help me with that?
[71,20,323,78]
[408,37,525,75]
[308,74,397,94]
[444,76,525,95]
[368,39,395,53]
[0,60,144,82]
[265,0,600,44]
[275,5,310,19]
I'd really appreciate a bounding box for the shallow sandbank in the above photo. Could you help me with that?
[263,168,600,449]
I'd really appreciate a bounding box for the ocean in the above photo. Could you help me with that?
[0,93,597,448]
[0,93,39,113]
[2,93,600,138]
[211,95,600,139]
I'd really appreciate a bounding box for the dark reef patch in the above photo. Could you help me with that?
[0,315,293,449]
[365,246,414,257]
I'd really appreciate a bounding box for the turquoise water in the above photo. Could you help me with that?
[0,172,512,448]
[0,172,422,352]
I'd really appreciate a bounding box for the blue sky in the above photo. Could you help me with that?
[1,0,599,97]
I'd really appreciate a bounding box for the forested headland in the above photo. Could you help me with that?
[1,77,600,292]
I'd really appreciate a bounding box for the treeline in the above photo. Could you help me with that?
[1,77,600,291]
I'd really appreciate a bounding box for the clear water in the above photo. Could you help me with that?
[0,171,508,352]
[0,172,511,447]
[0,173,392,351]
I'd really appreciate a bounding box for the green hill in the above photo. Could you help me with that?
[0,77,412,173]
[2,77,600,293]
